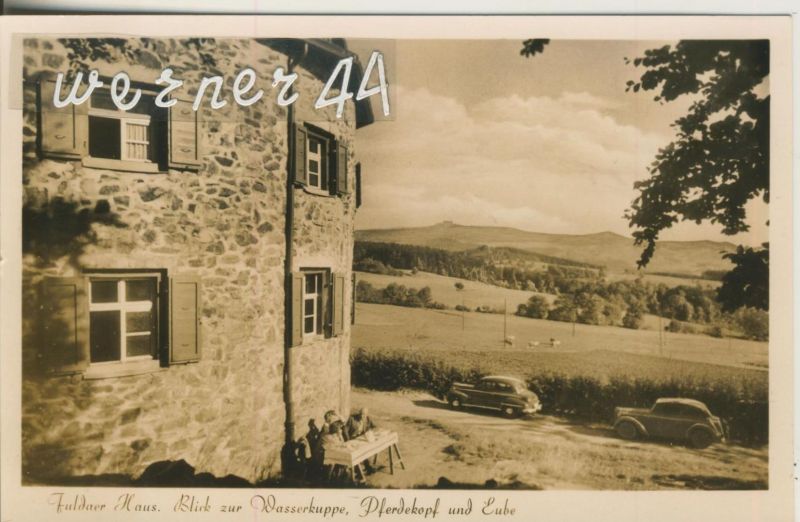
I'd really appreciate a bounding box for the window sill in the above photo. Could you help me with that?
[296,184,336,198]
[83,156,163,174]
[83,359,163,380]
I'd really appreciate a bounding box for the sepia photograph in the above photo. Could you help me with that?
[0,12,795,522]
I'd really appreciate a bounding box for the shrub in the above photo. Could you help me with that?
[622,308,644,329]
[454,304,471,312]
[732,307,769,341]
[350,349,768,445]
[517,295,550,319]
[707,324,724,338]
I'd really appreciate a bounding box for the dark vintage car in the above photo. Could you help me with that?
[613,398,726,448]
[446,376,542,417]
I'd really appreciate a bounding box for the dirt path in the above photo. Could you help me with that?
[351,388,768,490]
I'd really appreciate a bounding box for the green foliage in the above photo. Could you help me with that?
[731,307,769,341]
[520,39,550,57]
[622,305,644,329]
[718,244,769,311]
[354,257,404,276]
[350,349,768,445]
[516,295,550,319]
[624,41,769,269]
[355,280,440,309]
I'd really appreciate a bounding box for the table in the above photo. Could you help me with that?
[322,429,404,482]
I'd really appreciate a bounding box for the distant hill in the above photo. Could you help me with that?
[355,222,736,276]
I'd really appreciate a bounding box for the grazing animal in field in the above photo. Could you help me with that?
[528,341,540,349]
[504,335,515,347]
[549,338,561,347]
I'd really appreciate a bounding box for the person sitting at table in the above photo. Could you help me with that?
[346,407,376,440]
[321,413,346,449]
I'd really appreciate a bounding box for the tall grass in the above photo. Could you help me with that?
[350,348,768,445]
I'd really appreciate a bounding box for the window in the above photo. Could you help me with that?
[303,272,324,337]
[290,270,347,346]
[652,403,683,416]
[89,275,159,363]
[88,89,158,163]
[37,272,201,377]
[38,78,202,171]
[292,124,349,196]
[306,135,328,190]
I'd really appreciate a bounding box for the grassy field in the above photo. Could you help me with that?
[352,303,768,381]
[355,270,552,311]
[356,270,721,336]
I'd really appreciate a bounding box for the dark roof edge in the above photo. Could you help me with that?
[258,38,375,129]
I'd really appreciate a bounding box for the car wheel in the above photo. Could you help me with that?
[502,406,518,418]
[615,421,638,440]
[688,428,714,449]
[449,398,462,409]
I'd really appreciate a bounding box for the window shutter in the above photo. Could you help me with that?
[169,275,201,363]
[332,273,346,336]
[355,162,362,208]
[336,143,349,195]
[290,272,303,346]
[168,99,201,169]
[38,79,88,159]
[41,277,89,374]
[293,124,308,186]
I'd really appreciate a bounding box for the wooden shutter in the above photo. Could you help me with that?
[293,124,308,185]
[38,79,88,159]
[168,99,201,169]
[290,272,303,347]
[169,275,201,363]
[332,273,346,336]
[41,277,89,374]
[355,162,362,208]
[336,143,349,194]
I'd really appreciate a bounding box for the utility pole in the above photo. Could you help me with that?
[503,298,508,347]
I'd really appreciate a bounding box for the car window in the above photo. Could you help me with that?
[478,380,495,391]
[496,382,513,392]
[652,403,682,416]
[682,405,709,419]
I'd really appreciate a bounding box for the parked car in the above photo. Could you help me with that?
[613,398,726,448]
[446,376,542,417]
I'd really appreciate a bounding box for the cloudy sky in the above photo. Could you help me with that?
[349,39,768,246]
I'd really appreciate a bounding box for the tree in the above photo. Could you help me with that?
[454,281,465,291]
[521,40,770,311]
[717,243,769,311]
[622,304,645,330]
[623,41,769,310]
[518,295,550,319]
[732,306,769,341]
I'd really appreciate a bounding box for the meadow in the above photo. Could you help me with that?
[351,302,769,443]
[355,270,550,311]
[352,302,768,374]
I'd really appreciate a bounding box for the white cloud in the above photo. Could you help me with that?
[355,86,765,246]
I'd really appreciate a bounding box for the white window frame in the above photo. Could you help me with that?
[88,89,155,164]
[88,274,161,365]
[302,272,324,338]
[306,135,325,190]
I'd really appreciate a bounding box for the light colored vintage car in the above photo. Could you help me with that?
[446,375,542,417]
[614,398,726,448]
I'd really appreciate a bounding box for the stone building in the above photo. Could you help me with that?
[20,37,372,483]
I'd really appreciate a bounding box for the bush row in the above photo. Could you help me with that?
[350,349,768,445]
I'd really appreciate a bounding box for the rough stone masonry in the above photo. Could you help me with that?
[20,37,359,483]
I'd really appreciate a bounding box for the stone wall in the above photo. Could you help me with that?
[21,37,356,483]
